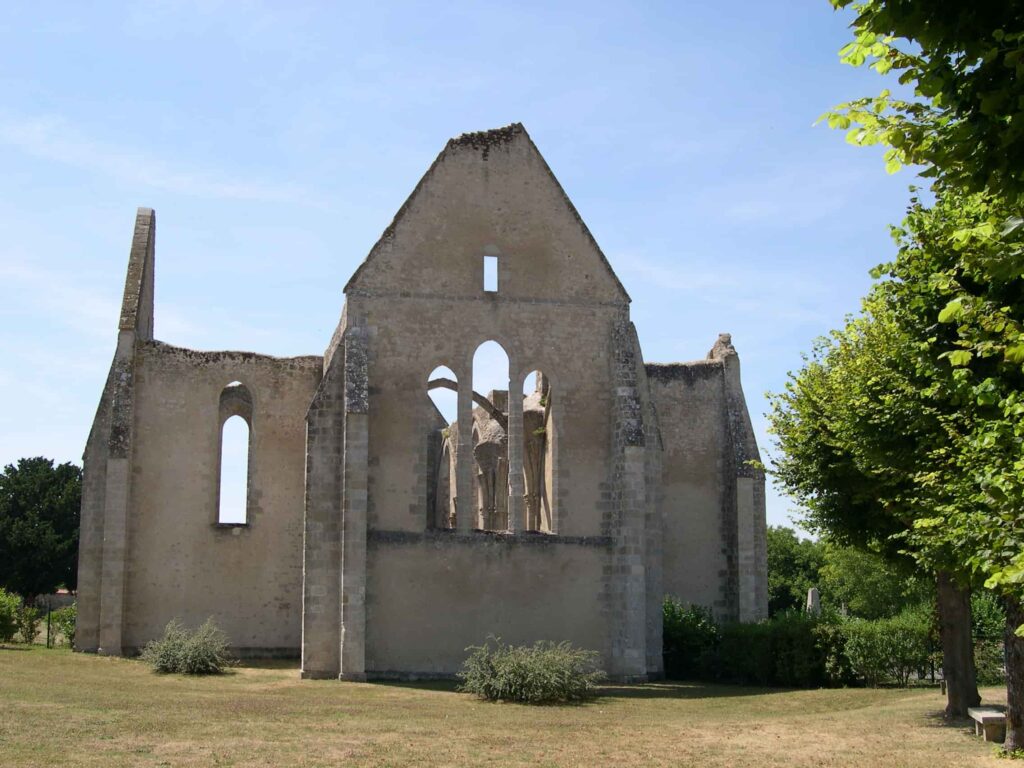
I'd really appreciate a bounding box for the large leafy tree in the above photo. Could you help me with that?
[825,0,1024,202]
[767,291,981,717]
[874,189,1024,746]
[817,0,1024,747]
[0,458,81,601]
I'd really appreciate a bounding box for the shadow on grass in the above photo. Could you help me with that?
[0,644,33,651]
[922,707,982,734]
[235,658,301,671]
[598,681,784,700]
[366,678,788,701]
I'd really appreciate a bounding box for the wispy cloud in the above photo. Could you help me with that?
[0,261,119,341]
[0,114,310,203]
[617,252,836,326]
[694,161,877,229]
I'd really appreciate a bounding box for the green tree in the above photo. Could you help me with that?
[0,458,81,601]
[819,0,1024,747]
[819,542,929,620]
[825,0,1024,202]
[870,189,1024,746]
[767,294,980,717]
[766,526,824,616]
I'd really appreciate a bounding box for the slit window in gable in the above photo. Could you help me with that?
[483,255,498,292]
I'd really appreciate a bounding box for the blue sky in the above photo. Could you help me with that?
[0,2,915,532]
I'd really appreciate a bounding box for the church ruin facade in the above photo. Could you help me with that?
[76,124,768,681]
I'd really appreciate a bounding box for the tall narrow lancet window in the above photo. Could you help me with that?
[522,370,555,532]
[426,366,458,529]
[218,381,253,525]
[471,341,510,530]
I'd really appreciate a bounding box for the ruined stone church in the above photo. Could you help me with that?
[76,123,768,681]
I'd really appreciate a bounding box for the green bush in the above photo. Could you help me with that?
[458,637,604,704]
[17,605,40,644]
[0,588,20,643]
[52,603,77,647]
[975,639,1006,685]
[716,611,833,688]
[662,598,720,680]
[718,621,773,686]
[766,611,829,687]
[972,590,1006,639]
[842,607,931,687]
[141,618,233,675]
[814,616,858,687]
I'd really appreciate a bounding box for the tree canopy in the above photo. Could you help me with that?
[0,457,81,599]
[826,0,1024,201]
[766,526,824,616]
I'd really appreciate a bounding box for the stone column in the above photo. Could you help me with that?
[455,381,474,533]
[339,327,369,680]
[340,409,368,680]
[506,371,524,533]
[97,457,130,655]
[300,356,343,679]
[736,476,758,623]
[97,329,138,656]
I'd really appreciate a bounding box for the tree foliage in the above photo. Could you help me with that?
[825,0,1024,201]
[872,190,1024,601]
[819,543,930,620]
[0,457,81,599]
[766,526,824,616]
[766,294,945,562]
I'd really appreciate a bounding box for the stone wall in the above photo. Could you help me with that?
[123,342,321,653]
[645,334,768,623]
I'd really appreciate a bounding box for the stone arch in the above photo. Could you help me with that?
[471,341,510,531]
[522,370,556,532]
[425,366,457,529]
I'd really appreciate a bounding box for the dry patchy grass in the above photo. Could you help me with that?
[0,646,1009,767]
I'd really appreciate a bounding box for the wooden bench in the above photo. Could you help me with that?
[968,706,1006,743]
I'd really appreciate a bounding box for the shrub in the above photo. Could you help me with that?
[718,621,773,686]
[843,607,931,687]
[0,588,20,643]
[975,639,1006,685]
[17,605,40,644]
[141,618,233,675]
[972,590,1006,640]
[716,612,832,688]
[458,637,604,704]
[662,598,720,680]
[52,603,77,647]
[766,611,828,688]
[814,615,858,687]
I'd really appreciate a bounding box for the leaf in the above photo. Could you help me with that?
[947,350,973,367]
[1006,345,1024,363]
[937,298,964,323]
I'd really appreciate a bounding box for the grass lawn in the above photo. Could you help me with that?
[0,646,1009,767]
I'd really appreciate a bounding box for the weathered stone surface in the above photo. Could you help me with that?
[77,124,768,679]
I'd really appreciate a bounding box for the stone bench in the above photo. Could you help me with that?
[968,706,1006,743]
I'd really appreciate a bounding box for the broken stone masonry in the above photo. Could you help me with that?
[76,123,768,680]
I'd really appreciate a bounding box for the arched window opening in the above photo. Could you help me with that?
[523,370,554,533]
[426,366,458,529]
[472,341,509,531]
[218,382,252,525]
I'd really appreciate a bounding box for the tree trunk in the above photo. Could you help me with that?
[1004,594,1024,752]
[937,571,980,718]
